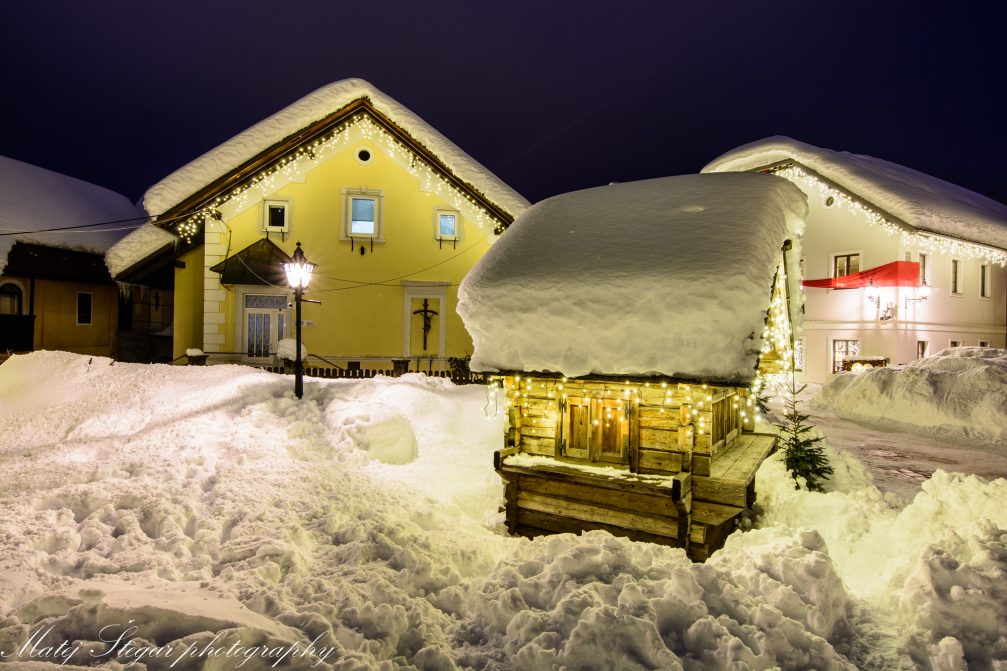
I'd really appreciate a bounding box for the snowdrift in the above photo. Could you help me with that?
[0,352,1005,670]
[813,347,1007,447]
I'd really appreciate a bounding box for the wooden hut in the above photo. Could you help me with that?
[458,173,808,560]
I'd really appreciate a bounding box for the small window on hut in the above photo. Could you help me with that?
[561,397,629,464]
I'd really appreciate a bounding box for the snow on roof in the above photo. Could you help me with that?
[458,173,808,381]
[142,78,530,219]
[105,223,179,278]
[703,136,1007,250]
[0,155,146,274]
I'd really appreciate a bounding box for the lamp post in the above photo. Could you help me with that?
[283,242,314,399]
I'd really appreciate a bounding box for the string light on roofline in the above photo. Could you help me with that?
[773,165,1007,266]
[168,113,509,243]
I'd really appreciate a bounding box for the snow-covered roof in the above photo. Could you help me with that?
[142,78,530,219]
[458,173,808,381]
[0,155,145,274]
[105,223,179,278]
[703,136,1007,250]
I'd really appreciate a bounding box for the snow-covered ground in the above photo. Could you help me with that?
[1,352,1005,670]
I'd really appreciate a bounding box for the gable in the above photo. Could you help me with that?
[143,80,528,246]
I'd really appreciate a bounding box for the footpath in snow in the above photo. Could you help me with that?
[0,351,1005,670]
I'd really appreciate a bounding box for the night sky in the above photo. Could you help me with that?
[2,1,1005,210]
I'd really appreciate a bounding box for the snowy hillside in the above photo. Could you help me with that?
[813,347,1007,447]
[0,352,1005,670]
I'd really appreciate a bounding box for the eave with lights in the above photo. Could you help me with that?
[703,137,1007,381]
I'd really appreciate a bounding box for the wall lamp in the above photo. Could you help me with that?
[905,280,931,309]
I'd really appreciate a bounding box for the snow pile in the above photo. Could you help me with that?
[703,136,1007,249]
[1,351,1005,669]
[105,223,176,279]
[755,451,1007,669]
[812,347,1007,447]
[142,78,530,219]
[458,173,807,380]
[461,529,856,670]
[0,155,145,273]
[275,338,307,361]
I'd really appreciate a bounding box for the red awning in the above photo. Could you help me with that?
[802,260,920,290]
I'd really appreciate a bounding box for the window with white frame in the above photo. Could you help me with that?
[980,263,990,298]
[916,340,928,359]
[435,209,459,241]
[951,259,963,295]
[76,292,93,325]
[344,189,383,239]
[949,339,961,348]
[918,252,928,284]
[979,340,991,348]
[263,200,290,233]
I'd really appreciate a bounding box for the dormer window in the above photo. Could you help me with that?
[263,200,290,233]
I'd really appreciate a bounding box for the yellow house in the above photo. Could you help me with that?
[114,79,528,371]
[1,155,145,358]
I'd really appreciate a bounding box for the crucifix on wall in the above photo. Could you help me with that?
[412,298,439,351]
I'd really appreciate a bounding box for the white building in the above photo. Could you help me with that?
[704,137,1007,383]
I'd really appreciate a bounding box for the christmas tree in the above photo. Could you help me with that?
[776,374,833,491]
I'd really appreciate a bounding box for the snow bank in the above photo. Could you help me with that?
[755,449,1007,669]
[0,155,145,273]
[812,347,1007,447]
[1,351,1005,669]
[458,172,807,380]
[703,136,1007,250]
[142,78,530,219]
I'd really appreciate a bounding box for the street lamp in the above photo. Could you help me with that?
[283,242,314,398]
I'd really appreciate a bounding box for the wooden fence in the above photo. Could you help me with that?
[261,365,486,385]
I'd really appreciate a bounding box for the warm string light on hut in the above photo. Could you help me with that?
[168,113,508,243]
[774,165,1007,266]
[749,258,797,422]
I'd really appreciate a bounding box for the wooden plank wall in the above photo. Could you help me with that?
[500,464,692,549]
[504,375,747,478]
[497,374,772,561]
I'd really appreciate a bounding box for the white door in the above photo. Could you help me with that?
[243,294,287,358]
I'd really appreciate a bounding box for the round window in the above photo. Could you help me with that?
[824,195,835,207]
[357,149,372,164]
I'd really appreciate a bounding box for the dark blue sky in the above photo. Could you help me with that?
[2,1,1005,208]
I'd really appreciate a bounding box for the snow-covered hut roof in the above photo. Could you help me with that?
[703,136,1007,250]
[457,173,808,382]
[0,155,145,274]
[142,78,530,221]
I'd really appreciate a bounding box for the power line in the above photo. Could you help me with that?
[0,214,153,237]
